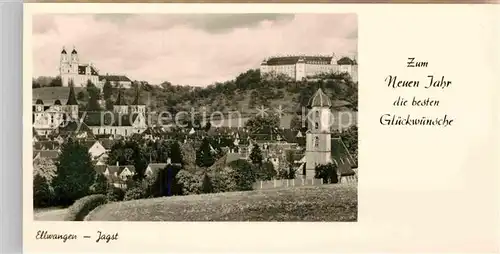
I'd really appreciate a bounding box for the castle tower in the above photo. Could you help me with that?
[130,87,146,114]
[113,89,129,114]
[65,84,79,120]
[305,88,332,178]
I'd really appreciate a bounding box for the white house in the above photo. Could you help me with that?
[86,140,107,159]
[104,163,136,188]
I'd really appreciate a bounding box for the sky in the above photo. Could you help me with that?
[33,13,357,86]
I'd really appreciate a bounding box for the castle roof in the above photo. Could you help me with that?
[115,89,127,105]
[82,111,141,127]
[35,99,44,105]
[54,99,61,105]
[263,56,333,66]
[71,47,78,54]
[99,75,132,83]
[66,85,78,105]
[309,88,332,108]
[61,47,67,54]
[261,55,357,66]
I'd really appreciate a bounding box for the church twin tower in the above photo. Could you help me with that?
[305,88,333,178]
[59,46,100,87]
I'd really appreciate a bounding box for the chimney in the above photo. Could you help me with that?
[116,161,119,166]
[167,157,172,164]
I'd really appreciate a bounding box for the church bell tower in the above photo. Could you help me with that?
[305,88,333,178]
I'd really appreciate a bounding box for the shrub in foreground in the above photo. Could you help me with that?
[63,194,107,221]
[106,186,125,202]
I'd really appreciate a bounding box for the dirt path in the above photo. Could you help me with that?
[33,208,68,221]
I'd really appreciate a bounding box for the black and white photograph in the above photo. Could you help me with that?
[31,13,359,222]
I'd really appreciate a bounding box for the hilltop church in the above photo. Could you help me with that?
[59,46,132,88]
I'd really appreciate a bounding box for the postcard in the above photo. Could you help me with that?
[23,2,499,253]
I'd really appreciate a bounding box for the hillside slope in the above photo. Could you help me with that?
[32,69,358,115]
[86,184,357,221]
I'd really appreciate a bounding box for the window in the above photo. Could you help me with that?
[315,122,319,129]
[315,110,319,118]
[314,136,319,148]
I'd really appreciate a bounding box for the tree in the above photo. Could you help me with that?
[290,114,306,131]
[32,79,41,88]
[255,161,276,181]
[228,159,256,191]
[77,91,85,101]
[52,138,96,205]
[105,98,114,111]
[102,80,113,100]
[204,121,212,131]
[249,144,263,165]
[49,76,62,87]
[89,173,109,195]
[245,115,280,135]
[201,173,214,194]
[86,82,102,111]
[33,174,52,208]
[169,141,183,164]
[315,163,338,184]
[33,157,57,183]
[196,138,215,168]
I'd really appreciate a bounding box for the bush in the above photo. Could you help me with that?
[208,166,237,193]
[106,187,125,202]
[228,159,256,191]
[175,170,202,195]
[123,178,154,201]
[123,186,147,201]
[255,162,277,181]
[63,194,107,221]
[315,163,338,184]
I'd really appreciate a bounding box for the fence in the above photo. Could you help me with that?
[252,178,325,190]
[252,175,358,190]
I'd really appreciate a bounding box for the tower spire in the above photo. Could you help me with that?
[66,83,78,105]
[115,88,126,105]
[132,85,140,105]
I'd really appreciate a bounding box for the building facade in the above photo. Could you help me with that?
[260,54,358,82]
[32,85,79,135]
[87,88,148,137]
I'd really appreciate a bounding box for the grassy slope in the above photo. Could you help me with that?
[87,184,357,221]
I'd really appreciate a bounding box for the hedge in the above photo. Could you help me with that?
[63,194,107,221]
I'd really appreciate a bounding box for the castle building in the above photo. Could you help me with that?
[260,54,358,82]
[59,46,132,88]
[33,85,79,135]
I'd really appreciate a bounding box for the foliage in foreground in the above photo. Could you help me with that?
[63,194,107,221]
[87,184,358,221]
